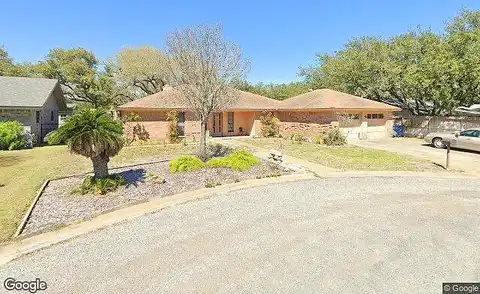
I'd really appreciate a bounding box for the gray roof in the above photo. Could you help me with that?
[0,76,61,108]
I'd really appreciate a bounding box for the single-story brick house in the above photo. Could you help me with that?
[0,76,67,142]
[117,86,400,141]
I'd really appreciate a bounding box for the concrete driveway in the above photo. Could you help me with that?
[1,177,479,293]
[350,138,480,174]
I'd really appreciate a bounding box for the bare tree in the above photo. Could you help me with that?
[165,24,250,152]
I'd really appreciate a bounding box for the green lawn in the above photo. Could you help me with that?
[0,144,194,243]
[245,138,441,172]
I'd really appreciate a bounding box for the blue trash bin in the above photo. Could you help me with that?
[392,124,404,137]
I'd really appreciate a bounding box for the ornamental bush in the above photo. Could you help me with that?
[314,135,324,145]
[260,112,280,137]
[324,129,347,146]
[289,133,305,143]
[166,111,179,143]
[0,121,27,150]
[206,150,259,171]
[72,174,125,195]
[169,155,205,173]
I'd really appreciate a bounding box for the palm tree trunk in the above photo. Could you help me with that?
[91,155,109,179]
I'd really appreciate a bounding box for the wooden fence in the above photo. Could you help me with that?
[403,116,480,138]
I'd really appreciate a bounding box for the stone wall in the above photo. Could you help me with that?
[277,111,337,124]
[279,122,338,137]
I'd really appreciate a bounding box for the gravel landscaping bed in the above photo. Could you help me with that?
[21,159,293,236]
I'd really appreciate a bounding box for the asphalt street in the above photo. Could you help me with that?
[0,177,479,293]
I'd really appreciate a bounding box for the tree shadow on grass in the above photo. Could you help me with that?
[116,168,147,188]
[0,155,26,167]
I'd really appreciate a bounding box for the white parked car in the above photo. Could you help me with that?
[424,128,480,151]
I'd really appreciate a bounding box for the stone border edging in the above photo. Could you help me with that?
[14,180,50,237]
[12,159,171,238]
[0,172,315,265]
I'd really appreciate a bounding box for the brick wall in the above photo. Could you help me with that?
[185,112,201,141]
[124,121,169,141]
[120,110,201,141]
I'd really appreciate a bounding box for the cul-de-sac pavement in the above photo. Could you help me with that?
[1,177,478,293]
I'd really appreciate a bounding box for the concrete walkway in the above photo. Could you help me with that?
[223,139,337,176]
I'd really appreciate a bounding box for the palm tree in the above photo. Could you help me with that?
[48,108,124,179]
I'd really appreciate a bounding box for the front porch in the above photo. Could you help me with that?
[207,111,258,137]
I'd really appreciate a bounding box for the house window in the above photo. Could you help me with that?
[366,113,384,119]
[227,112,234,132]
[177,112,185,136]
[36,111,40,123]
[51,111,54,121]
[345,114,360,120]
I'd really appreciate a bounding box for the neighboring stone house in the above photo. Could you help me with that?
[0,76,66,142]
[117,86,400,141]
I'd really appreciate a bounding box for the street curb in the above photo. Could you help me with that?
[322,171,480,180]
[0,172,315,265]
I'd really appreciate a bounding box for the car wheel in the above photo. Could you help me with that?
[432,137,445,149]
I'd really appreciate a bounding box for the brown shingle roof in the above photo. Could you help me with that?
[279,89,401,111]
[118,86,188,109]
[117,86,280,111]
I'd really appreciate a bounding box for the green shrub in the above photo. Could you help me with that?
[206,150,259,171]
[72,174,125,195]
[0,121,26,150]
[289,133,304,143]
[314,135,324,145]
[260,112,280,137]
[169,155,205,173]
[324,129,347,146]
[166,111,179,143]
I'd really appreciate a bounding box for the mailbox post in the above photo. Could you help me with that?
[442,140,451,170]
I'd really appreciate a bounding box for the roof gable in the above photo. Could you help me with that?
[0,76,62,108]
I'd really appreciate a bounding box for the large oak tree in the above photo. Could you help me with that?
[112,46,169,97]
[301,9,480,115]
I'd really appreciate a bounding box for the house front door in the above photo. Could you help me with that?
[212,113,223,136]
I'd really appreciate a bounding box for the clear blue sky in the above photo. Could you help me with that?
[2,0,480,83]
